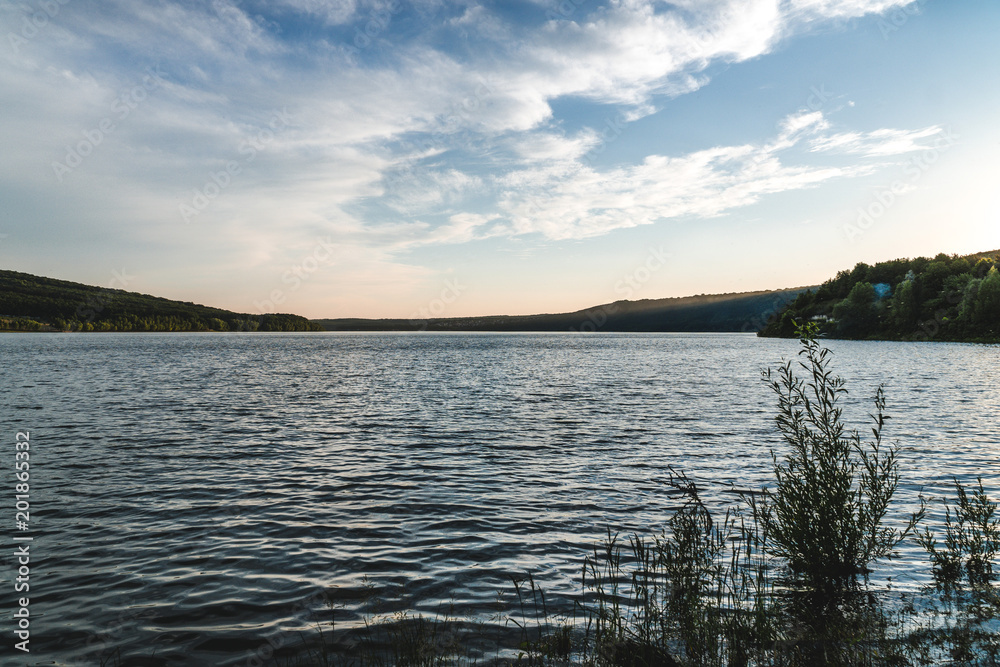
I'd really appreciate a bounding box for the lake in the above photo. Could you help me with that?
[1,332,997,665]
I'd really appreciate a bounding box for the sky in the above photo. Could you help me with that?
[1,0,998,319]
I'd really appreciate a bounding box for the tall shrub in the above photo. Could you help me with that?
[751,322,923,587]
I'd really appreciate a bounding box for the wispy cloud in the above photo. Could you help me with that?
[274,0,360,26]
[810,126,944,157]
[488,111,888,241]
[0,0,933,312]
[784,0,916,20]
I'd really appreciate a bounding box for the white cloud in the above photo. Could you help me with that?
[0,0,938,308]
[810,126,944,156]
[492,111,888,240]
[382,167,484,214]
[275,0,358,25]
[509,130,601,162]
[427,212,500,245]
[783,0,917,20]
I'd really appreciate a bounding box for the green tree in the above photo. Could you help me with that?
[973,257,996,277]
[973,266,1000,328]
[950,257,972,275]
[889,278,919,333]
[832,281,878,337]
[848,262,871,285]
[921,260,952,298]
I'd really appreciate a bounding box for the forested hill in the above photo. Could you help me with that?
[759,250,1000,342]
[0,269,321,332]
[315,287,809,332]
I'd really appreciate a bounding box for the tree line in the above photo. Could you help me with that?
[0,269,321,332]
[759,249,1000,341]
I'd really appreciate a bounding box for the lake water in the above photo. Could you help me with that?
[1,332,997,665]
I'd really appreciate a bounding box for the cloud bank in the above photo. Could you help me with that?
[0,0,936,311]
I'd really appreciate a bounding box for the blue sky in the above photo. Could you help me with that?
[1,0,998,319]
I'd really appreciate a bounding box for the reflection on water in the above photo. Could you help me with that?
[0,332,997,664]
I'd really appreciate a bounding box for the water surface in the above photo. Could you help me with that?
[1,332,997,664]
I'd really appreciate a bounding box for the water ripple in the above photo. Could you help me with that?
[0,332,997,665]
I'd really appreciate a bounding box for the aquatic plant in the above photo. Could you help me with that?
[919,477,1000,591]
[910,477,1000,665]
[751,321,924,588]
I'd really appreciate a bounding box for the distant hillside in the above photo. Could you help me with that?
[759,249,1000,342]
[0,269,321,332]
[315,287,810,333]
